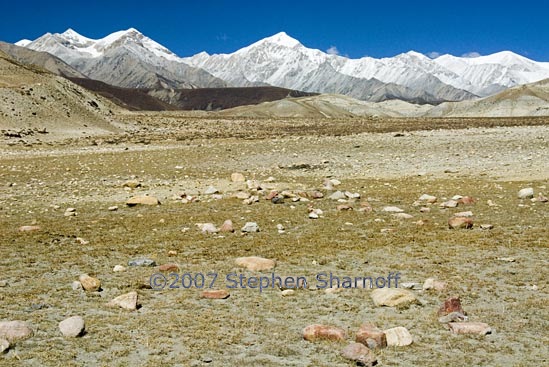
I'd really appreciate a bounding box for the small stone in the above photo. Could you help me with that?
[487,200,497,207]
[219,219,235,233]
[324,287,342,294]
[448,216,473,229]
[241,222,260,233]
[536,193,548,202]
[122,180,141,189]
[419,207,431,213]
[107,291,138,311]
[59,316,85,337]
[449,322,492,335]
[76,237,89,245]
[79,274,101,292]
[418,194,437,203]
[0,281,7,287]
[337,204,353,211]
[401,282,421,290]
[281,289,295,297]
[480,224,494,230]
[518,187,534,199]
[393,213,413,219]
[235,256,275,271]
[168,250,177,256]
[0,339,9,353]
[455,211,473,217]
[246,180,261,190]
[233,192,251,200]
[438,312,468,323]
[440,200,459,208]
[126,196,160,206]
[113,265,126,272]
[356,323,387,349]
[345,191,360,199]
[72,281,82,291]
[457,196,475,205]
[65,207,76,213]
[204,186,219,195]
[371,288,418,308]
[266,190,279,200]
[302,324,346,342]
[497,257,515,262]
[18,225,41,232]
[341,342,377,366]
[128,258,156,267]
[108,205,119,211]
[243,195,259,205]
[159,263,179,272]
[231,172,246,182]
[383,206,404,213]
[0,321,33,343]
[201,290,230,299]
[423,278,447,291]
[64,211,77,217]
[276,223,285,232]
[308,212,319,219]
[328,191,346,200]
[271,196,284,204]
[384,326,413,346]
[200,223,219,234]
[438,297,465,316]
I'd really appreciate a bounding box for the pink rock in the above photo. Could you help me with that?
[457,196,476,205]
[341,342,377,366]
[18,225,41,232]
[449,322,492,335]
[337,204,353,211]
[0,321,33,343]
[303,324,346,342]
[201,290,230,299]
[159,263,179,272]
[438,297,466,316]
[219,219,235,233]
[266,190,279,200]
[355,323,387,349]
[448,216,473,229]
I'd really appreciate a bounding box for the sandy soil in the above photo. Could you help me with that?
[0,119,547,366]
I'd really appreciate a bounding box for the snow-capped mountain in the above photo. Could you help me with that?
[19,28,226,89]
[17,29,549,103]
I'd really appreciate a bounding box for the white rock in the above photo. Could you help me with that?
[59,316,85,337]
[455,211,473,217]
[107,291,138,311]
[0,338,9,353]
[384,326,413,346]
[329,191,346,200]
[518,187,534,199]
[383,206,404,213]
[393,213,413,219]
[231,172,246,182]
[241,222,260,233]
[418,194,437,203]
[309,212,319,219]
[281,289,295,297]
[200,223,219,234]
[204,186,219,195]
[0,321,33,343]
[113,265,126,272]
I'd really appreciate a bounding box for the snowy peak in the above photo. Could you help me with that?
[14,39,31,47]
[261,32,302,48]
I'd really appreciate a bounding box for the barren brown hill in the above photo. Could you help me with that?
[0,50,123,141]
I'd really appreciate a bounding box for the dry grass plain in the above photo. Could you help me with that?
[0,116,548,366]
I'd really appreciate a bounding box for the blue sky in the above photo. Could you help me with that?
[2,0,549,60]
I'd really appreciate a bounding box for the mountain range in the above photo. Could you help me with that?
[16,28,549,105]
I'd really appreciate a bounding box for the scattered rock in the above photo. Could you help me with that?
[356,323,387,349]
[448,216,473,229]
[271,196,284,204]
[371,288,418,308]
[122,180,141,189]
[440,200,459,208]
[518,187,534,199]
[393,213,413,219]
[536,193,548,202]
[231,172,246,182]
[126,196,160,206]
[309,212,319,219]
[200,223,219,234]
[438,312,468,323]
[113,265,126,272]
[419,207,431,213]
[384,326,413,346]
[337,204,353,211]
[438,297,465,316]
[302,324,346,342]
[204,186,219,195]
[235,256,275,271]
[59,316,85,337]
[0,321,33,343]
[455,211,473,217]
[418,194,437,203]
[201,290,230,299]
[108,205,119,211]
[401,282,422,290]
[107,291,138,311]
[341,342,377,366]
[449,322,492,335]
[233,191,251,200]
[168,250,177,256]
[75,237,89,245]
[281,289,295,297]
[79,274,101,292]
[383,206,404,213]
[243,195,259,205]
[0,339,9,353]
[480,224,494,230]
[128,258,156,267]
[18,225,41,232]
[219,219,235,233]
[276,223,285,233]
[345,191,360,199]
[458,196,475,205]
[241,222,260,233]
[72,281,82,291]
[329,191,346,200]
[246,180,261,190]
[159,263,179,272]
[423,278,447,291]
[64,208,77,217]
